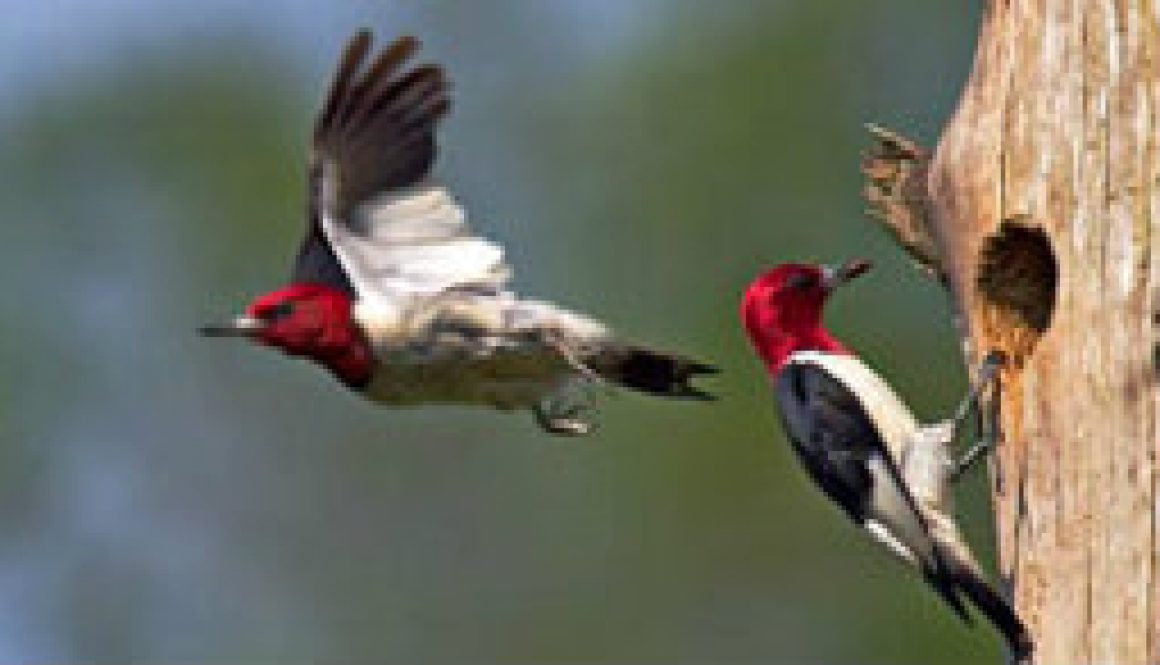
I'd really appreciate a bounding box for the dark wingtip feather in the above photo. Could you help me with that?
[342,36,426,128]
[310,30,450,212]
[316,29,374,138]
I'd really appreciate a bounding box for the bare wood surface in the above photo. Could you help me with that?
[864,1,1159,662]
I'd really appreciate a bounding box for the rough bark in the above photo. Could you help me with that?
[862,1,1159,662]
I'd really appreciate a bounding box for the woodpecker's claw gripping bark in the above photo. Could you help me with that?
[949,350,1007,482]
[950,350,1007,425]
[951,437,995,482]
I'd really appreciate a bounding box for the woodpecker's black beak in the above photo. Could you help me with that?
[822,259,872,291]
[198,316,266,338]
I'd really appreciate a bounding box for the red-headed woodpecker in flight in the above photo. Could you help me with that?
[740,260,1032,660]
[201,30,715,434]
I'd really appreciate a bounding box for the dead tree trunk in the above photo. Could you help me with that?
[862,1,1158,662]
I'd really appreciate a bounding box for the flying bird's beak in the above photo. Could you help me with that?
[822,258,872,291]
[198,316,266,338]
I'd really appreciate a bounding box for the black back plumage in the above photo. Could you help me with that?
[293,222,354,294]
[774,358,1035,659]
[773,361,973,622]
[775,363,906,523]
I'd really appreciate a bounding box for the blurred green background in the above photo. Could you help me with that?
[0,0,999,662]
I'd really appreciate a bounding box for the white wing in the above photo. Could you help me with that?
[320,182,511,303]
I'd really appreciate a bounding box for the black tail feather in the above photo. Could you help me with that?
[926,568,974,626]
[952,567,1034,662]
[922,539,1032,661]
[591,345,717,400]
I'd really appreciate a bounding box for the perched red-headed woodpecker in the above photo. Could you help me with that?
[740,260,1032,660]
[200,30,715,434]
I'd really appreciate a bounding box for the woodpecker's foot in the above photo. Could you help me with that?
[538,417,591,436]
[533,400,592,437]
[949,349,1008,427]
[950,436,995,483]
[947,350,1007,482]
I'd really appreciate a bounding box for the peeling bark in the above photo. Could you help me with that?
[861,125,944,281]
[863,1,1159,662]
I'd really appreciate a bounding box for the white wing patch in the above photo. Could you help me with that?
[321,182,511,303]
[865,519,919,566]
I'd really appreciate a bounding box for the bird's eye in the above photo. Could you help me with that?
[262,301,296,321]
[785,273,816,290]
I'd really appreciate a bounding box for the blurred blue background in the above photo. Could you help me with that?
[0,0,997,662]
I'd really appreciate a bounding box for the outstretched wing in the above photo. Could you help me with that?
[293,30,510,301]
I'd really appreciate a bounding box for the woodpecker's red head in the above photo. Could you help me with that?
[740,259,872,373]
[200,284,373,388]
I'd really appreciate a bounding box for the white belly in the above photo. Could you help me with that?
[361,350,574,410]
[352,292,607,409]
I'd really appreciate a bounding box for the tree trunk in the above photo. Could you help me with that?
[862,1,1158,662]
